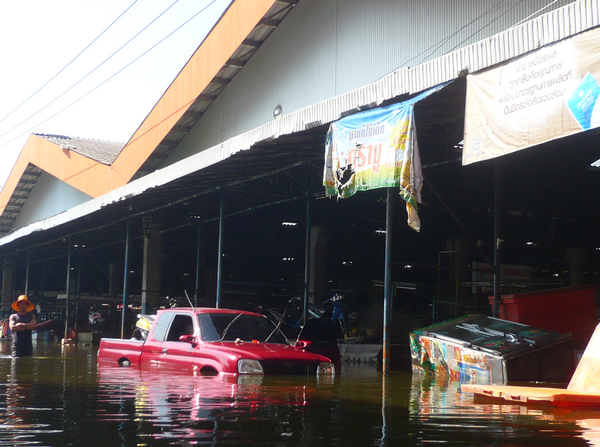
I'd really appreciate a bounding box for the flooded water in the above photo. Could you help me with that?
[0,340,599,446]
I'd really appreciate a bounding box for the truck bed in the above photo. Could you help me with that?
[98,338,144,367]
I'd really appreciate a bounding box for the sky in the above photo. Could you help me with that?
[0,0,232,189]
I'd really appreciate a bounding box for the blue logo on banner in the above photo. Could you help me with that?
[568,73,600,130]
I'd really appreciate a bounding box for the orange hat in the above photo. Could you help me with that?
[12,295,34,312]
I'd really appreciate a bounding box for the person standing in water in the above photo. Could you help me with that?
[9,295,37,357]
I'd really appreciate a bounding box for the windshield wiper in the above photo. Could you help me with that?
[264,320,291,344]
[219,313,244,341]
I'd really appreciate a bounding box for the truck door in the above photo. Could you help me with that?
[140,311,174,369]
[158,313,198,373]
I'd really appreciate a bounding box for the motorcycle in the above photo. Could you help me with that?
[257,294,358,339]
[324,293,359,339]
[89,308,106,334]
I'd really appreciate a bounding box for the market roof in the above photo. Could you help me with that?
[0,0,298,234]
[34,134,124,165]
[1,0,599,246]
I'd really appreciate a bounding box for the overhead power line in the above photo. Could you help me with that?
[0,0,180,141]
[445,0,526,55]
[0,1,138,124]
[394,0,557,71]
[406,0,523,69]
[0,0,218,148]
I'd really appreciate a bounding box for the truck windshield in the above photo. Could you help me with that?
[198,313,289,344]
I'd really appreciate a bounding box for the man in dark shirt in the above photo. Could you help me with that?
[9,295,37,357]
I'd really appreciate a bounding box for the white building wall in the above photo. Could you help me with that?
[14,172,92,228]
[165,0,573,165]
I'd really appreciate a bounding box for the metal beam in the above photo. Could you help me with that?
[194,223,202,307]
[64,236,71,340]
[216,189,225,309]
[303,191,312,325]
[382,188,394,374]
[493,161,502,318]
[120,219,131,339]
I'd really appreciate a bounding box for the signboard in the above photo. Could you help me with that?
[324,83,449,232]
[472,261,531,293]
[463,27,600,165]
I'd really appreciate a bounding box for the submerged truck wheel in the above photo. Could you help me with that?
[118,358,131,367]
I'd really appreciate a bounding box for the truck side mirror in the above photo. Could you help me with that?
[179,334,197,347]
[295,340,312,349]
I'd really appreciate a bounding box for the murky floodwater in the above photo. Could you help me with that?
[0,340,599,446]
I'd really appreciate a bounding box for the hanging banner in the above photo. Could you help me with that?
[463,27,600,165]
[324,83,449,232]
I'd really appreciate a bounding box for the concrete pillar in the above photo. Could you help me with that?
[108,262,120,297]
[2,261,14,318]
[565,247,587,286]
[141,217,163,314]
[309,226,329,304]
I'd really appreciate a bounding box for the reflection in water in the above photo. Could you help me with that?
[97,364,336,444]
[409,371,600,446]
[0,340,599,445]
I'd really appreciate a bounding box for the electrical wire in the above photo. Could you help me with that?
[444,0,526,55]
[511,0,559,28]
[418,0,520,66]
[0,0,183,142]
[0,0,217,148]
[0,1,138,124]
[400,0,518,69]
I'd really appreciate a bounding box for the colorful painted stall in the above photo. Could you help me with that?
[410,315,575,385]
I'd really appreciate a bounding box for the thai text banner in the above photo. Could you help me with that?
[324,102,422,230]
[323,83,448,232]
[463,27,600,165]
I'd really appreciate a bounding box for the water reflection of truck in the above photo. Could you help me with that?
[97,364,333,443]
[98,307,337,377]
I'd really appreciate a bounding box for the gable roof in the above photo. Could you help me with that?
[0,135,125,233]
[35,134,123,165]
[0,0,294,234]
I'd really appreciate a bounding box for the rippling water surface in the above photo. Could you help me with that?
[0,340,598,446]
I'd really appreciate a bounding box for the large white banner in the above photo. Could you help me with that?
[463,27,600,165]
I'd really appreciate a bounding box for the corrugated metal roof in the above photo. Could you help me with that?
[149,0,600,179]
[0,135,125,233]
[2,0,599,242]
[34,134,125,165]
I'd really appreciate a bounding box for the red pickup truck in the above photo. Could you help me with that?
[98,307,337,376]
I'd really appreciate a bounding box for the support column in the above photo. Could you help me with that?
[303,193,312,325]
[25,250,30,296]
[216,189,225,309]
[75,254,82,336]
[141,216,163,315]
[492,160,502,318]
[565,247,587,286]
[64,237,72,340]
[309,226,330,304]
[194,223,203,307]
[108,262,121,298]
[2,261,14,318]
[121,219,131,339]
[382,188,394,374]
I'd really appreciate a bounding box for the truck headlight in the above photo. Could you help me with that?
[317,362,335,376]
[237,359,264,375]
